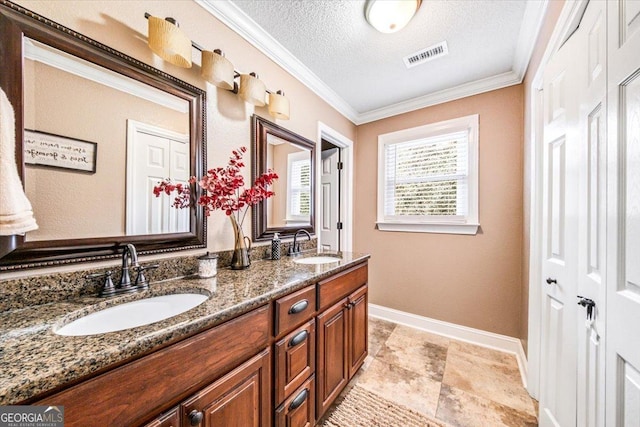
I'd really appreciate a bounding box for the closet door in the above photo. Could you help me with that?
[539,29,580,427]
[605,1,640,425]
[575,1,608,426]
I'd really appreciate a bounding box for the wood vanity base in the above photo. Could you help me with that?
[34,261,369,427]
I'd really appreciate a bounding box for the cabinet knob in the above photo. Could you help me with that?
[288,299,309,314]
[289,388,309,411]
[546,278,557,285]
[188,410,203,426]
[288,330,309,348]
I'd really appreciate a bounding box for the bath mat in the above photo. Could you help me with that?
[320,385,448,427]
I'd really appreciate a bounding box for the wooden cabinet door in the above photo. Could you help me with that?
[274,319,316,406]
[181,349,271,427]
[316,298,348,419]
[348,285,368,379]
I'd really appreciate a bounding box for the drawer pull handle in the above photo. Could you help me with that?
[188,410,203,426]
[289,388,309,411]
[288,299,309,314]
[288,330,308,347]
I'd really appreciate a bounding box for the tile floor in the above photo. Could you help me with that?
[324,317,539,427]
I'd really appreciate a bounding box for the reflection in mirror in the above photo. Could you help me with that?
[266,134,311,228]
[23,39,191,241]
[252,115,315,242]
[0,0,205,270]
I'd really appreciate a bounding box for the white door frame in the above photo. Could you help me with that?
[316,122,354,252]
[527,0,591,400]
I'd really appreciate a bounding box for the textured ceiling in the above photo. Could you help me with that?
[227,0,530,117]
[196,1,546,122]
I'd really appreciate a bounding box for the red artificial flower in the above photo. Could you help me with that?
[153,147,278,226]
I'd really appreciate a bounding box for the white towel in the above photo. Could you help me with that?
[0,87,38,235]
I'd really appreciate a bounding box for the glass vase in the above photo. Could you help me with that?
[229,215,251,270]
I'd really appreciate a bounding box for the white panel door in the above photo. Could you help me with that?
[606,0,640,425]
[574,2,608,426]
[320,148,339,251]
[126,121,189,235]
[539,28,580,427]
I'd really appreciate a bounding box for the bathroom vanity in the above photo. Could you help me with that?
[0,254,369,427]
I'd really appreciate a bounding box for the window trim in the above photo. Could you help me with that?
[376,114,479,235]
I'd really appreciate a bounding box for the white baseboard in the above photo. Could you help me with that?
[368,303,528,388]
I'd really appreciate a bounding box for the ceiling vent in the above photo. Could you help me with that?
[403,41,449,69]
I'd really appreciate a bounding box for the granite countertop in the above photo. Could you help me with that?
[0,251,369,405]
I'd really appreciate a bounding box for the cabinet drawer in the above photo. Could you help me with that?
[318,263,367,311]
[142,407,179,427]
[275,376,315,427]
[275,285,316,337]
[275,319,316,406]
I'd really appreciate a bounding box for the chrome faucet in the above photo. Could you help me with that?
[288,229,312,256]
[119,243,139,288]
[85,243,157,297]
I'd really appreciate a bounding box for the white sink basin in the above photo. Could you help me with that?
[55,293,208,336]
[294,256,341,265]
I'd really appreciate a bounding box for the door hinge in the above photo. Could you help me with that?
[337,222,343,230]
[337,162,343,170]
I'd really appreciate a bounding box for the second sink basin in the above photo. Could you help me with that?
[55,293,209,336]
[294,256,341,265]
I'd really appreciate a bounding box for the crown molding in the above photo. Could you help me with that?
[513,0,550,80]
[357,71,521,124]
[196,0,359,123]
[197,0,547,125]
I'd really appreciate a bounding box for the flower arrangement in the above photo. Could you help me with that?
[153,146,278,226]
[153,146,278,270]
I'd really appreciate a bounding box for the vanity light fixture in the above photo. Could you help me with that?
[365,0,422,33]
[268,90,290,120]
[147,14,192,68]
[239,73,267,107]
[144,13,290,119]
[0,88,38,236]
[201,49,236,91]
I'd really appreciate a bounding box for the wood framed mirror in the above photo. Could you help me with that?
[252,115,315,242]
[0,1,206,271]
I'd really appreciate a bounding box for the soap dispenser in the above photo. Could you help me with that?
[271,233,281,260]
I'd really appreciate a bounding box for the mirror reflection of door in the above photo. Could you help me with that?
[126,120,190,235]
[320,140,341,251]
[22,38,191,241]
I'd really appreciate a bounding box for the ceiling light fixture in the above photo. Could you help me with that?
[365,0,422,34]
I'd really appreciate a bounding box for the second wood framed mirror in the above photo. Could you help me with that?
[252,115,315,242]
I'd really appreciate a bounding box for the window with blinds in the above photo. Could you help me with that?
[377,114,479,234]
[287,152,311,220]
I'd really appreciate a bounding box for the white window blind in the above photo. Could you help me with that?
[377,114,479,235]
[288,155,311,218]
[384,131,469,219]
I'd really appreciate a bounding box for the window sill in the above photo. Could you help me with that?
[376,221,479,235]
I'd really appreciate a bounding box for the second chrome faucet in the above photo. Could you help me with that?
[288,229,312,256]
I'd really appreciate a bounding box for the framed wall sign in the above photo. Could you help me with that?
[24,129,97,173]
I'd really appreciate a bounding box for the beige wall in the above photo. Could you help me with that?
[10,0,355,276]
[354,85,524,337]
[521,0,565,352]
